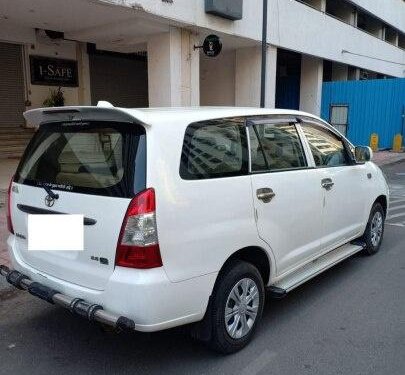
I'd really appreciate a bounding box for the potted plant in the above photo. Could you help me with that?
[43,87,65,107]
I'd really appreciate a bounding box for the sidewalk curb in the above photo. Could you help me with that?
[375,157,405,168]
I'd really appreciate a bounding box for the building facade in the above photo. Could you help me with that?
[0,0,404,156]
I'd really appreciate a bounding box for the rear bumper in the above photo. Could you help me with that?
[7,235,217,332]
[0,265,135,331]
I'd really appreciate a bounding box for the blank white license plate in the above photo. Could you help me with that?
[28,214,84,251]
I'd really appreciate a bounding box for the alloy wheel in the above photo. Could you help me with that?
[370,211,383,247]
[224,278,260,339]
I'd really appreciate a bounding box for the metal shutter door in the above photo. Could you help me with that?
[0,43,25,127]
[89,54,148,107]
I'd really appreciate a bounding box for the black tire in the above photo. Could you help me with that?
[207,260,265,354]
[361,202,385,256]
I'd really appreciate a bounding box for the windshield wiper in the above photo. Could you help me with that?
[41,184,59,200]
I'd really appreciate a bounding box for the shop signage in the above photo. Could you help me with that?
[203,35,222,57]
[30,56,78,87]
[194,35,223,58]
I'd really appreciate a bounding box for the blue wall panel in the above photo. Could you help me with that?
[321,78,405,149]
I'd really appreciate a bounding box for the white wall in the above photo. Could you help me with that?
[350,0,405,32]
[0,22,35,44]
[235,45,277,108]
[99,0,404,78]
[200,51,235,106]
[235,48,259,107]
[99,0,263,42]
[300,55,323,116]
[268,0,405,77]
[147,27,200,107]
[25,33,91,110]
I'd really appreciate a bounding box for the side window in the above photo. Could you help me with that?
[180,118,248,180]
[250,122,307,172]
[330,105,348,136]
[302,124,350,167]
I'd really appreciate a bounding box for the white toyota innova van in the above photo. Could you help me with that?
[2,105,389,353]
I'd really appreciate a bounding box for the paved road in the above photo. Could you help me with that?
[1,162,404,375]
[384,162,405,228]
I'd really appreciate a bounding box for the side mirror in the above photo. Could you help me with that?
[354,146,373,163]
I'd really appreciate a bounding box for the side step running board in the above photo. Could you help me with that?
[268,243,364,295]
[0,265,135,331]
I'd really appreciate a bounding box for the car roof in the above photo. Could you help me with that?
[24,105,324,128]
[122,107,318,124]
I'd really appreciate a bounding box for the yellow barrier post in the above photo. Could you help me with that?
[392,134,403,152]
[370,133,379,152]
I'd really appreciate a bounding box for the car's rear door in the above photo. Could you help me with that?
[10,121,146,291]
[300,119,367,251]
[248,117,324,276]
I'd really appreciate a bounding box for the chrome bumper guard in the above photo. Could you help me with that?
[0,265,135,331]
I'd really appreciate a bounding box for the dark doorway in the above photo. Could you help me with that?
[275,49,301,110]
[89,47,148,108]
[0,42,25,127]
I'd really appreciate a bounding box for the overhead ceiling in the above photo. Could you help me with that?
[0,0,257,52]
[0,0,169,51]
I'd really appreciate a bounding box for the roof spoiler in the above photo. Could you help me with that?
[24,105,141,127]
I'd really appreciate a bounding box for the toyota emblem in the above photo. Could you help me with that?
[45,194,55,207]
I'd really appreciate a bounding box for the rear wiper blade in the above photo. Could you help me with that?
[41,184,59,200]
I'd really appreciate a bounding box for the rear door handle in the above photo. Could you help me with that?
[256,188,276,203]
[321,178,334,190]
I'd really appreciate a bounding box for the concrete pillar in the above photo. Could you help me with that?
[379,26,385,40]
[299,55,323,116]
[394,33,399,47]
[200,51,236,106]
[381,27,386,41]
[265,45,278,108]
[76,42,92,105]
[147,27,199,107]
[331,63,348,81]
[348,67,361,81]
[350,9,358,26]
[320,0,326,12]
[235,45,277,108]
[305,0,325,11]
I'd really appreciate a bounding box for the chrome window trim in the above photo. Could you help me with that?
[245,115,311,174]
[296,123,316,168]
[246,125,253,174]
[298,119,355,168]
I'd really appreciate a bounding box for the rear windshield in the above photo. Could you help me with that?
[15,121,146,198]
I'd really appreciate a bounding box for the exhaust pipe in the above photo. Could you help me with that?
[0,265,135,331]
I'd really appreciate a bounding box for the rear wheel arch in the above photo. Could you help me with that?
[218,246,271,286]
[191,248,270,347]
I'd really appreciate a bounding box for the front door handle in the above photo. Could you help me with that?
[256,188,276,203]
[321,178,334,190]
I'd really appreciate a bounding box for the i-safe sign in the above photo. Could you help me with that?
[30,56,79,87]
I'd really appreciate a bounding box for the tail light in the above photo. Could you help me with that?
[6,176,14,234]
[115,188,162,269]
